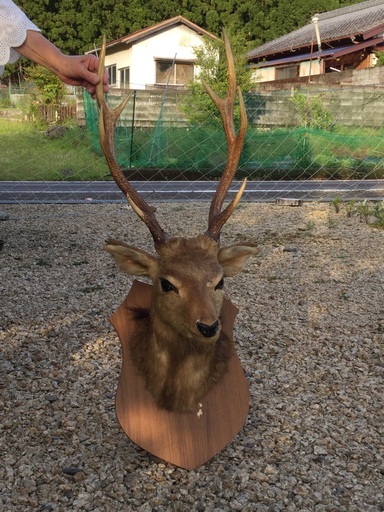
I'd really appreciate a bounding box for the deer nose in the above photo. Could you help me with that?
[196,320,220,338]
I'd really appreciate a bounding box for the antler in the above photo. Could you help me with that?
[96,36,168,247]
[203,31,248,241]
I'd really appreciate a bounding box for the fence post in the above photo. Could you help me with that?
[129,90,137,168]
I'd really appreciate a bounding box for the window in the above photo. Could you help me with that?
[119,67,130,89]
[276,65,298,80]
[156,60,194,86]
[106,64,117,86]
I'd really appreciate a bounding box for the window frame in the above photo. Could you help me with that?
[155,59,194,86]
[119,66,130,89]
[275,64,298,80]
[106,64,117,86]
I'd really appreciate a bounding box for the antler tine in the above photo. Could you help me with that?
[96,35,168,247]
[203,30,248,242]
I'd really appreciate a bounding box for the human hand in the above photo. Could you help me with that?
[16,31,109,97]
[55,54,109,98]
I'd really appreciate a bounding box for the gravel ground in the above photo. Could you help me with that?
[1,201,383,512]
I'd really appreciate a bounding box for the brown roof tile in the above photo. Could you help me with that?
[247,0,384,61]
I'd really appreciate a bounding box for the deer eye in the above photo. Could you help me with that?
[215,277,224,290]
[160,278,178,293]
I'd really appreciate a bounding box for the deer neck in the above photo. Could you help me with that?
[149,310,229,412]
[129,301,231,413]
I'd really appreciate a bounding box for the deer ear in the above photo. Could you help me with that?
[218,244,259,277]
[103,239,158,277]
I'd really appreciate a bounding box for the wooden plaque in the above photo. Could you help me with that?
[110,280,249,470]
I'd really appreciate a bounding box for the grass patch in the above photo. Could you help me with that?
[308,127,384,179]
[0,119,110,181]
[3,118,384,181]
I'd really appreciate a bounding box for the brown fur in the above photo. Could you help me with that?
[105,235,258,413]
[129,308,232,412]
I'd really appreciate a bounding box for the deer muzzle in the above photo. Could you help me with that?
[196,320,220,338]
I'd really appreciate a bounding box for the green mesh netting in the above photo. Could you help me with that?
[83,89,384,180]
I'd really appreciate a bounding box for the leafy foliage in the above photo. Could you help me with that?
[374,51,384,67]
[290,91,334,131]
[24,65,66,124]
[14,0,362,56]
[182,34,253,126]
[26,66,66,105]
[372,202,384,228]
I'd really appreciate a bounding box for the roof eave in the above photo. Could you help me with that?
[87,16,218,54]
[362,23,384,39]
[248,33,384,64]
[252,36,384,68]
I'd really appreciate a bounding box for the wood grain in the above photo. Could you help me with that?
[110,280,249,470]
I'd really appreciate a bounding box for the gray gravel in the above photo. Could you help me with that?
[1,202,383,511]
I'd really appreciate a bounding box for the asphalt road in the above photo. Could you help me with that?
[0,179,383,203]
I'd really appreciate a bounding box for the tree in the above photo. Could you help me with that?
[23,64,66,124]
[183,33,253,126]
[26,65,66,104]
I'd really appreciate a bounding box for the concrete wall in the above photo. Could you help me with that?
[78,81,384,130]
[247,66,384,128]
[252,87,383,128]
[0,108,24,121]
[5,67,384,130]
[248,87,384,128]
[82,88,189,129]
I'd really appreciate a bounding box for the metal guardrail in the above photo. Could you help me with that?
[0,180,383,204]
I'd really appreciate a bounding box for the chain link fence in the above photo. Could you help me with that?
[83,86,384,182]
[1,84,384,203]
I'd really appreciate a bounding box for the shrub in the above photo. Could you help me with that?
[290,91,334,131]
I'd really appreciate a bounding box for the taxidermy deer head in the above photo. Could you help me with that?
[96,32,258,413]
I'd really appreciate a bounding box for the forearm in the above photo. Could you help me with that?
[15,30,65,75]
[1,1,108,94]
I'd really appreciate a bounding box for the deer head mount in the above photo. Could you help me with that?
[96,32,258,413]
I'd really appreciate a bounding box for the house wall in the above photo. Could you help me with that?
[252,51,379,84]
[252,66,275,82]
[253,59,323,83]
[355,53,375,70]
[253,65,384,88]
[105,45,133,86]
[104,25,206,90]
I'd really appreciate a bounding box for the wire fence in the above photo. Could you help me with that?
[82,86,384,181]
[1,84,384,204]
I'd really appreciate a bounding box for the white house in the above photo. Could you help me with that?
[88,16,218,90]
